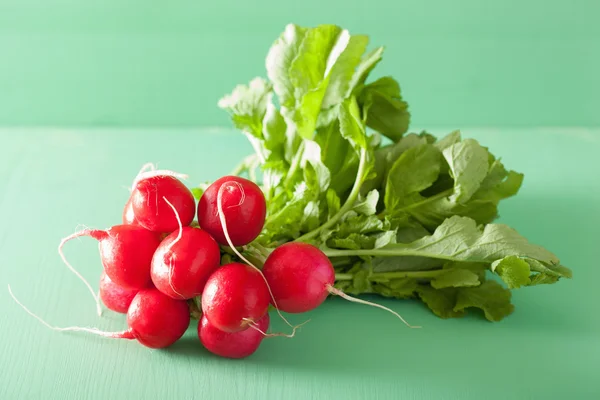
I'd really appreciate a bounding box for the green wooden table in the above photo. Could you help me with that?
[0,128,597,399]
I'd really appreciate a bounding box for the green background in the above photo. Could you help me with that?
[0,0,598,127]
[1,1,599,399]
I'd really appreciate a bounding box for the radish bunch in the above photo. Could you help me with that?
[11,165,413,359]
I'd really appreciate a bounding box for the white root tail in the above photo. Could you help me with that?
[7,285,133,339]
[162,197,186,299]
[327,285,421,329]
[243,317,310,338]
[58,230,103,316]
[216,182,309,337]
[131,169,189,191]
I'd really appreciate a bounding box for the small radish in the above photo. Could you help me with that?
[201,262,270,333]
[197,176,266,246]
[151,226,220,300]
[262,242,335,313]
[130,171,195,233]
[99,271,141,313]
[59,224,161,314]
[199,313,270,359]
[263,242,419,327]
[125,288,191,348]
[123,162,158,225]
[9,286,190,349]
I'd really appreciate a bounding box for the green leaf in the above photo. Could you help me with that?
[454,281,515,322]
[301,201,321,232]
[266,24,308,108]
[315,121,360,195]
[326,189,341,219]
[384,144,442,215]
[262,101,287,159]
[417,285,465,319]
[434,130,461,151]
[361,133,429,194]
[191,187,204,201]
[302,140,331,193]
[373,230,397,248]
[328,233,375,250]
[339,96,368,150]
[359,76,410,142]
[374,278,418,299]
[218,77,272,139]
[349,47,384,91]
[321,33,370,109]
[352,190,379,216]
[384,216,559,265]
[431,268,481,289]
[336,214,390,237]
[260,183,314,242]
[491,256,532,289]
[266,24,346,140]
[443,139,490,204]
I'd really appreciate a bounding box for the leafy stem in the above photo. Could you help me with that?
[334,268,446,282]
[295,147,368,242]
[283,141,305,188]
[324,247,465,262]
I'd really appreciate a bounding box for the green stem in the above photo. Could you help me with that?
[376,184,453,220]
[334,269,445,282]
[283,141,305,188]
[400,189,454,212]
[295,148,368,243]
[324,247,458,262]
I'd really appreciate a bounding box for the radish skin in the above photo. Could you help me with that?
[131,175,196,233]
[59,224,161,316]
[126,288,191,348]
[197,176,266,246]
[199,313,270,359]
[99,271,141,314]
[151,226,220,299]
[263,242,335,313]
[201,262,270,333]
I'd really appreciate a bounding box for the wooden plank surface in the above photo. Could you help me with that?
[0,128,598,399]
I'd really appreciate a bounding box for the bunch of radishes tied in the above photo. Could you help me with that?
[10,164,413,359]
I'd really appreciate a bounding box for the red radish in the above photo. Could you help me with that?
[151,226,220,299]
[130,172,195,233]
[197,176,266,246]
[263,242,419,327]
[125,288,191,348]
[99,271,141,314]
[199,313,270,359]
[201,262,270,333]
[8,286,190,349]
[123,162,158,225]
[59,224,161,316]
[262,242,335,313]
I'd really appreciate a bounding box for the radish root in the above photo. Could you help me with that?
[58,230,105,316]
[217,182,309,337]
[327,285,420,329]
[244,317,310,338]
[8,285,134,339]
[162,197,186,299]
[131,169,189,191]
